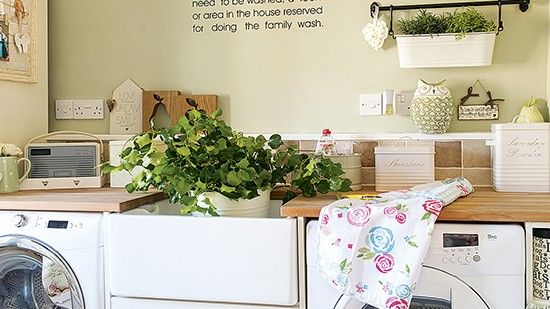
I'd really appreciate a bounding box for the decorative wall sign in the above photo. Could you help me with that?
[458,104,499,120]
[0,0,37,83]
[458,79,504,121]
[109,79,143,134]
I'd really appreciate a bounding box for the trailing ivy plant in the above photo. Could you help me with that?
[102,104,352,216]
[398,7,496,38]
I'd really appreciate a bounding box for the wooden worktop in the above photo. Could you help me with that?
[281,187,550,223]
[0,188,165,213]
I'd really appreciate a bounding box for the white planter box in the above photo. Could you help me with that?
[396,32,496,68]
[375,140,434,191]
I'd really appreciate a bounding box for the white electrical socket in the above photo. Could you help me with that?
[55,100,74,119]
[73,100,105,119]
[359,93,382,116]
[394,91,415,116]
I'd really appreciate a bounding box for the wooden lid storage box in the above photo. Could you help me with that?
[375,140,435,192]
[491,123,550,192]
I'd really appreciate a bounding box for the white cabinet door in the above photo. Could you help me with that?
[112,297,300,309]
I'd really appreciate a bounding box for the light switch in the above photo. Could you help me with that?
[55,100,74,119]
[359,93,382,116]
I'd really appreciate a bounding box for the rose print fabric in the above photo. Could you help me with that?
[317,177,474,309]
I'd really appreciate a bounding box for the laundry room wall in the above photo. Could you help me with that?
[0,0,48,147]
[48,0,549,134]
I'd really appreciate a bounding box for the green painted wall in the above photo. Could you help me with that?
[0,0,48,148]
[48,0,548,134]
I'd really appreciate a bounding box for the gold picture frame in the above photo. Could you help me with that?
[0,0,37,83]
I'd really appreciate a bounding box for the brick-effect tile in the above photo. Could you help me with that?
[463,168,492,187]
[435,168,462,181]
[435,141,462,168]
[353,142,377,167]
[361,167,375,185]
[463,140,491,168]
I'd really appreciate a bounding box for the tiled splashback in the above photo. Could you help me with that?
[292,139,492,187]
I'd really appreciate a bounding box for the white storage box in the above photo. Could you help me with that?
[375,140,435,191]
[491,123,550,192]
[396,32,496,68]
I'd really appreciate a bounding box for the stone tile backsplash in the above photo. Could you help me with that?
[295,139,493,187]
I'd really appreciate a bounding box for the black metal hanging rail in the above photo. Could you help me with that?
[371,0,529,38]
[370,0,529,17]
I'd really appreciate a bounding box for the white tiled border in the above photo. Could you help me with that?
[246,132,494,141]
[46,132,494,142]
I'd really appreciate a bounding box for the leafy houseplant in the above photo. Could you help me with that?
[102,103,352,216]
[398,8,496,38]
[395,8,498,68]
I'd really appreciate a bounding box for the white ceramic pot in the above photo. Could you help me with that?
[396,32,496,68]
[198,190,271,218]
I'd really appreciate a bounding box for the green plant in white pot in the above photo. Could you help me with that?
[396,8,497,68]
[102,102,352,217]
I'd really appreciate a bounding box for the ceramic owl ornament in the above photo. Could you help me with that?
[362,8,388,51]
[410,79,454,134]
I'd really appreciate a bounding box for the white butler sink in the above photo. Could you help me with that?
[106,199,298,307]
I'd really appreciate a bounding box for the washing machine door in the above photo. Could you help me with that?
[333,265,489,309]
[0,235,85,309]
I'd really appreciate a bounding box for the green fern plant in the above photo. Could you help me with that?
[398,8,496,38]
[446,8,496,38]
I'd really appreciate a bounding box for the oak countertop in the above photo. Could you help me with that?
[0,188,165,213]
[280,187,550,223]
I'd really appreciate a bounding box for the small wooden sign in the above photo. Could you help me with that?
[458,104,499,121]
[110,79,143,134]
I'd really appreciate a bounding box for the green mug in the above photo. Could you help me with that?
[0,157,31,193]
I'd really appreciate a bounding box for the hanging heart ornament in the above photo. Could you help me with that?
[362,8,388,51]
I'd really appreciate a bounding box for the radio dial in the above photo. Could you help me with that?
[12,214,27,228]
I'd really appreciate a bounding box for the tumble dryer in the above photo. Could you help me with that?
[307,221,525,309]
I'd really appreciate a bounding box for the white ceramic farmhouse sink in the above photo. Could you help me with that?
[106,199,298,307]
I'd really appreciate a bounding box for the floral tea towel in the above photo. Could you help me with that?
[317,178,474,309]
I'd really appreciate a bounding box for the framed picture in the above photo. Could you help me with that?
[0,0,37,83]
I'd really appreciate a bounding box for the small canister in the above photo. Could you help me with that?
[533,228,550,303]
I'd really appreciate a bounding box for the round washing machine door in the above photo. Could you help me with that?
[0,235,85,309]
[333,265,489,309]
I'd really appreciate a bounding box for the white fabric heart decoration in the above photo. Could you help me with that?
[362,12,388,51]
[14,32,30,54]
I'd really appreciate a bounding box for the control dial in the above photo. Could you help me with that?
[12,214,27,228]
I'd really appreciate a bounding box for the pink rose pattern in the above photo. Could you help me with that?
[383,207,397,216]
[384,204,408,224]
[422,199,444,216]
[386,297,409,309]
[346,205,372,227]
[318,180,473,309]
[374,254,395,273]
[395,212,407,224]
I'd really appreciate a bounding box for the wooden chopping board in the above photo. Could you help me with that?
[0,188,165,213]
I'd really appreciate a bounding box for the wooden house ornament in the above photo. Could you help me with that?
[109,79,143,134]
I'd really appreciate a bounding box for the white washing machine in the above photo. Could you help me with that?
[307,221,525,309]
[0,211,104,309]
